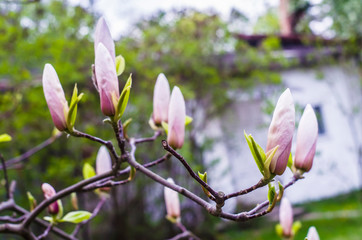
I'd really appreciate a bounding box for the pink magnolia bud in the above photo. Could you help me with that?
[95,43,119,116]
[294,104,318,172]
[42,64,69,131]
[153,73,170,125]
[279,197,293,237]
[94,17,115,63]
[96,146,112,175]
[266,89,295,175]
[307,226,320,240]
[164,178,181,219]
[167,87,185,149]
[42,183,59,215]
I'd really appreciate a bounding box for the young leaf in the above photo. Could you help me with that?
[115,55,125,76]
[275,223,283,237]
[66,84,84,130]
[27,191,37,211]
[287,152,293,169]
[83,163,96,180]
[123,118,133,138]
[292,221,302,235]
[198,171,210,197]
[0,134,12,143]
[264,145,279,179]
[277,181,284,201]
[128,166,136,181]
[59,211,92,224]
[185,116,193,126]
[161,121,169,135]
[267,183,277,212]
[244,131,265,175]
[116,74,132,119]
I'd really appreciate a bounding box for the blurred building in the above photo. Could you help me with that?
[200,34,362,211]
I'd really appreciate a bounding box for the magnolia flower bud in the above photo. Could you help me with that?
[95,43,119,116]
[307,226,320,240]
[266,89,295,175]
[164,178,181,220]
[42,64,68,131]
[279,197,293,237]
[94,17,115,63]
[96,146,112,175]
[42,183,59,215]
[153,73,170,125]
[294,104,318,172]
[167,87,185,149]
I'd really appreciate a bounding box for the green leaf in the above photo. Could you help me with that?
[82,163,96,180]
[115,74,132,120]
[277,181,284,201]
[0,134,12,143]
[292,221,302,235]
[115,55,125,76]
[275,224,283,237]
[264,145,278,179]
[123,118,133,137]
[287,152,293,169]
[66,84,84,130]
[27,191,37,211]
[161,121,169,135]
[59,211,92,224]
[185,116,193,126]
[43,216,55,223]
[198,171,210,197]
[244,131,265,175]
[128,166,136,180]
[267,183,276,206]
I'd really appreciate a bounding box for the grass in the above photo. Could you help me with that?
[216,190,362,240]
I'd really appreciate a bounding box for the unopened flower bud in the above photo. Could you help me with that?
[294,104,318,172]
[307,226,320,240]
[94,17,115,63]
[266,89,295,175]
[96,146,112,191]
[153,73,170,125]
[167,87,185,149]
[42,183,59,215]
[164,178,181,220]
[95,43,119,116]
[279,197,293,238]
[42,64,68,131]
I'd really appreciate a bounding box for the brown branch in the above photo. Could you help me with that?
[223,178,268,200]
[71,197,106,237]
[162,140,221,203]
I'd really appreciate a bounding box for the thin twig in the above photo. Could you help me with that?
[223,178,268,200]
[162,140,220,203]
[72,197,106,237]
[134,131,162,144]
[0,154,10,199]
[37,223,53,239]
[2,134,61,169]
[0,215,25,223]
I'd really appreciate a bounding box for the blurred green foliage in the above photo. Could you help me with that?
[0,0,361,239]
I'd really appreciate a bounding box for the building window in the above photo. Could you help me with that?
[313,105,325,134]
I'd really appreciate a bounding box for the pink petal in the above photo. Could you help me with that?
[153,73,170,124]
[164,178,181,218]
[167,87,185,149]
[94,17,115,63]
[279,198,293,237]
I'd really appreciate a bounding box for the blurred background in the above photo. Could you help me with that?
[0,0,361,239]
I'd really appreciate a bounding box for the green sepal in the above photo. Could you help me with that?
[244,131,265,176]
[264,145,279,180]
[128,166,136,180]
[59,211,92,224]
[56,199,64,219]
[198,171,210,197]
[27,191,37,211]
[267,183,277,211]
[115,74,132,120]
[292,221,302,236]
[148,117,159,130]
[185,116,193,126]
[103,117,113,125]
[115,55,125,76]
[275,223,283,237]
[0,134,12,143]
[161,121,169,135]
[277,181,284,201]
[66,84,84,130]
[166,215,179,224]
[83,162,96,180]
